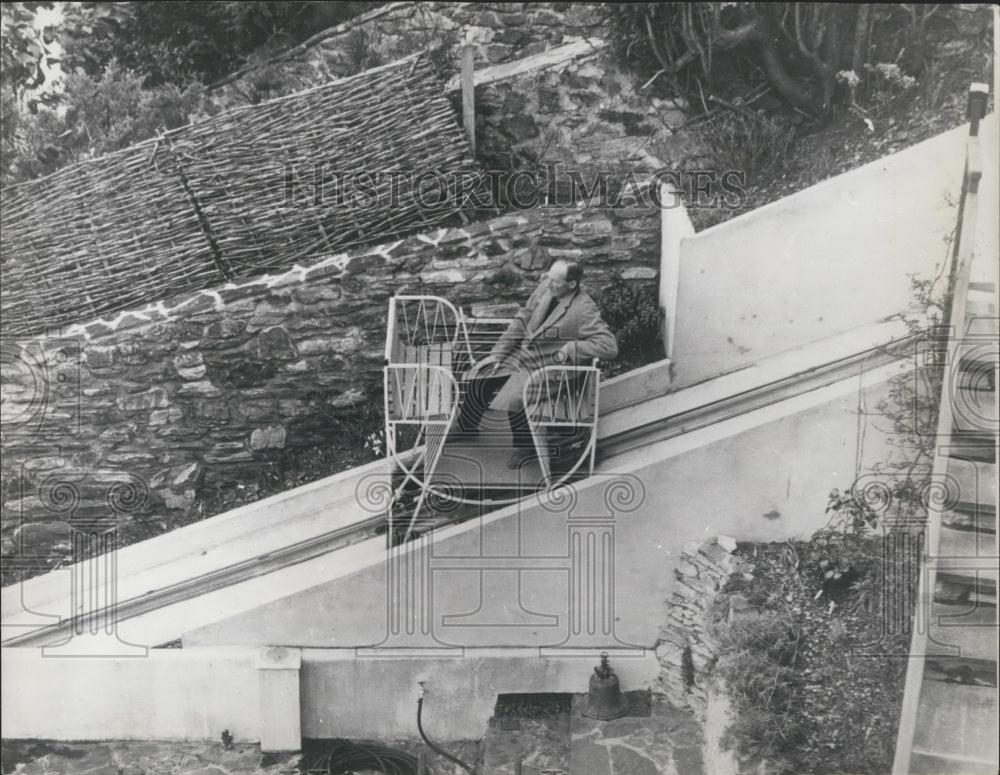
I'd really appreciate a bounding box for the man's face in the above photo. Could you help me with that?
[547,263,575,299]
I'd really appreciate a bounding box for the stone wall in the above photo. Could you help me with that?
[213,4,695,183]
[212,2,608,106]
[1,203,660,565]
[655,535,738,718]
[465,44,693,182]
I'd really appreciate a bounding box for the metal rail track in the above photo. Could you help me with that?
[2,331,918,648]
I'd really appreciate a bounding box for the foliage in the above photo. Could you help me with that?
[836,265,952,535]
[712,536,915,774]
[691,110,796,182]
[2,61,207,184]
[598,278,665,377]
[60,1,380,89]
[606,3,980,123]
[224,46,319,105]
[712,612,806,769]
[707,237,958,773]
[821,486,880,538]
[1,2,378,184]
[1,1,55,97]
[340,27,384,76]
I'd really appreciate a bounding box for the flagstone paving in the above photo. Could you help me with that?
[3,694,704,775]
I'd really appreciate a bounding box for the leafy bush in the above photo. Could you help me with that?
[2,61,206,185]
[340,27,384,76]
[605,4,984,122]
[712,612,806,768]
[692,111,796,184]
[598,278,665,377]
[712,532,917,773]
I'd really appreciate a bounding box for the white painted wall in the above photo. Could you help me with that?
[670,116,997,388]
[301,649,660,740]
[182,359,910,651]
[2,455,395,634]
[659,182,694,359]
[1,647,261,741]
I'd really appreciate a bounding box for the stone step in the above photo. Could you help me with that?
[928,601,998,662]
[946,432,996,464]
[956,365,995,393]
[937,523,997,559]
[947,459,996,512]
[911,676,998,764]
[953,385,998,430]
[956,335,999,369]
[965,290,997,315]
[910,748,999,775]
[934,571,997,606]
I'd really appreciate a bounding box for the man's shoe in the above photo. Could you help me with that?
[506,447,538,469]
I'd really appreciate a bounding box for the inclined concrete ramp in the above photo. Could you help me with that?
[2,113,995,742]
[5,113,994,651]
[1,318,914,652]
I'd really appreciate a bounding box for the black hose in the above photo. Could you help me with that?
[306,738,417,775]
[417,696,477,775]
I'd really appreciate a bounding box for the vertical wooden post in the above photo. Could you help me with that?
[658,181,693,362]
[967,82,988,136]
[461,38,476,157]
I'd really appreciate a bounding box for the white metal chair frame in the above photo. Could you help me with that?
[384,296,468,541]
[382,294,601,538]
[523,362,600,487]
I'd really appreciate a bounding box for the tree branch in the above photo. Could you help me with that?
[712,17,763,50]
[644,10,670,70]
[757,38,823,116]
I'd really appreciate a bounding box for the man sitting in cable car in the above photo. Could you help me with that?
[449,259,618,469]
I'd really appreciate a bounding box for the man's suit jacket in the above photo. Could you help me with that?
[486,277,618,412]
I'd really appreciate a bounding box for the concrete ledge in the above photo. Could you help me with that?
[601,359,673,414]
[1,646,261,741]
[1,645,659,743]
[600,318,910,440]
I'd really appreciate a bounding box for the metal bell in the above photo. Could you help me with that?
[582,652,630,720]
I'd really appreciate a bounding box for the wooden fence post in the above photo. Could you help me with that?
[461,37,476,157]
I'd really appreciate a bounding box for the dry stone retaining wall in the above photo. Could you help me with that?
[213,2,608,105]
[656,535,738,718]
[212,3,697,180]
[467,46,693,180]
[1,203,660,565]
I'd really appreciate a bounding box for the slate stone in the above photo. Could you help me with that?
[569,740,610,774]
[505,114,539,141]
[610,746,659,775]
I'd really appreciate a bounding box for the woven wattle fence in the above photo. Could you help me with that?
[0,55,482,339]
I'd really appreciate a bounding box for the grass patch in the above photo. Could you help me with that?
[711,531,918,774]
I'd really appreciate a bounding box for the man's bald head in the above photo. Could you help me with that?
[547,259,582,299]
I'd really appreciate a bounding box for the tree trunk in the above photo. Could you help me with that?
[851,5,871,74]
[756,33,825,118]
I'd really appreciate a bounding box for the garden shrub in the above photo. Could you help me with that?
[598,278,665,377]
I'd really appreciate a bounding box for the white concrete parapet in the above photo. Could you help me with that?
[1,646,260,741]
[256,646,302,752]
